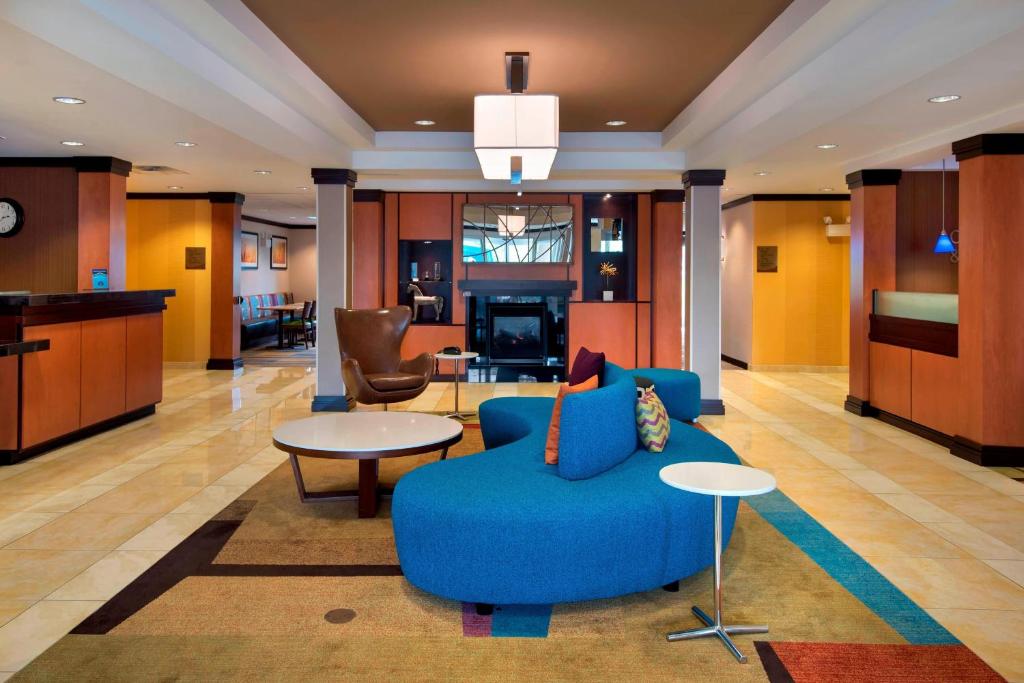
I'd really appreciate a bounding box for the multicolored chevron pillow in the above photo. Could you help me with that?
[636,386,670,452]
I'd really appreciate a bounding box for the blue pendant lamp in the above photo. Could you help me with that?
[933,159,956,254]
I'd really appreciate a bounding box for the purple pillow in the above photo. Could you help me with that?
[568,347,605,386]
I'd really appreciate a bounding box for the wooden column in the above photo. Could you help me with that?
[951,134,1024,464]
[207,192,244,370]
[844,170,900,414]
[75,157,131,291]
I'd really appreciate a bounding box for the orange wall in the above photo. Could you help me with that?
[751,200,851,366]
[126,199,212,364]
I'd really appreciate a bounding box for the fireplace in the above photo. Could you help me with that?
[487,304,546,363]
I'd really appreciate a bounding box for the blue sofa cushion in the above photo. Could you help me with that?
[629,368,701,422]
[556,364,639,480]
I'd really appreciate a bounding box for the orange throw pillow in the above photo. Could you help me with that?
[544,375,599,464]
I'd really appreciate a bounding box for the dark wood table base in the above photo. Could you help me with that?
[287,448,449,518]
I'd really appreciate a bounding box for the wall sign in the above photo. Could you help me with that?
[185,247,207,270]
[757,246,778,273]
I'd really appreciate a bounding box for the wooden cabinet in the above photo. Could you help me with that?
[81,317,127,427]
[911,350,960,435]
[568,302,638,369]
[21,322,82,448]
[126,313,164,411]
[869,342,911,419]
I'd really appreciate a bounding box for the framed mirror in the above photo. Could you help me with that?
[462,204,573,263]
[590,217,624,253]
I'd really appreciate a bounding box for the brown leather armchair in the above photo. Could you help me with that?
[335,306,434,408]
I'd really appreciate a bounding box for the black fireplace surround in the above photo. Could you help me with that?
[487,303,546,363]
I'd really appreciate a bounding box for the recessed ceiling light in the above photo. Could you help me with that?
[0,136,6,142]
[61,140,85,146]
[167,185,183,190]
[606,120,627,127]
[53,96,85,105]
[928,94,961,103]
[289,216,296,219]
[297,186,309,191]
[306,215,316,220]
[722,187,732,191]
[414,120,436,126]
[820,187,834,192]
[754,170,770,176]
[253,169,272,175]
[175,141,197,147]
[816,143,839,150]
[603,193,612,199]
[516,191,523,197]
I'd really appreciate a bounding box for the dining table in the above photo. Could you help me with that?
[256,302,305,349]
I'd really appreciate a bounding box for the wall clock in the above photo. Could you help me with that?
[0,198,25,238]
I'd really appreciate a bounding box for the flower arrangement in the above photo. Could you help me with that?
[599,262,618,291]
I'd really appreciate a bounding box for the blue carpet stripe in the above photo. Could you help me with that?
[745,489,958,645]
[491,604,553,638]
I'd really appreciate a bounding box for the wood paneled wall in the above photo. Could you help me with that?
[568,302,639,369]
[651,199,683,369]
[0,167,79,293]
[353,198,384,309]
[77,172,127,291]
[896,171,958,293]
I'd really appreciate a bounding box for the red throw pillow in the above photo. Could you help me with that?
[568,347,605,386]
[545,375,599,464]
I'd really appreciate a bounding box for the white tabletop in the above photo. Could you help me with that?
[273,412,462,453]
[659,462,777,497]
[434,351,479,360]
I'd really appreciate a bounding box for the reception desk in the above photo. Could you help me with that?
[0,289,174,464]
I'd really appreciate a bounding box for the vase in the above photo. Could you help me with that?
[603,290,613,301]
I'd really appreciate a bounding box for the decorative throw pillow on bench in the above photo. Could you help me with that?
[568,347,605,386]
[636,386,670,452]
[545,374,599,464]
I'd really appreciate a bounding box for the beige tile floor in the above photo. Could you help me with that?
[0,363,1020,680]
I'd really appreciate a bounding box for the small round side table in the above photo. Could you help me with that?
[658,461,777,663]
[433,351,479,420]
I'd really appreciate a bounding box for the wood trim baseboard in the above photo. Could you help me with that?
[700,399,725,415]
[0,404,156,466]
[844,397,1024,466]
[720,354,748,369]
[206,357,243,370]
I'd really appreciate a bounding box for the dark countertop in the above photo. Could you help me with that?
[0,339,50,357]
[0,289,175,307]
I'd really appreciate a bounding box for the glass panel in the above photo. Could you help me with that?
[589,217,624,252]
[873,290,958,324]
[462,204,573,263]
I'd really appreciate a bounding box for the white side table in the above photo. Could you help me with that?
[433,351,479,420]
[659,462,777,663]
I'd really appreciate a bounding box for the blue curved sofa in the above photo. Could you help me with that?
[392,363,741,606]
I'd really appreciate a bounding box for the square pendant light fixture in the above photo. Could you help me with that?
[474,52,559,184]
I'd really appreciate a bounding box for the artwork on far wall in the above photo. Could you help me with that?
[270,235,288,270]
[241,231,259,269]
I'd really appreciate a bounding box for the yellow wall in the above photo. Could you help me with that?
[126,200,212,364]
[751,200,850,367]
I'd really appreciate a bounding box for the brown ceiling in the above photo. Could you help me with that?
[241,0,791,132]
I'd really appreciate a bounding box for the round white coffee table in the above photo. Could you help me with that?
[433,351,479,420]
[272,412,462,518]
[659,462,777,663]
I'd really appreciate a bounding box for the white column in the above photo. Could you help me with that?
[311,169,356,411]
[683,170,726,414]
